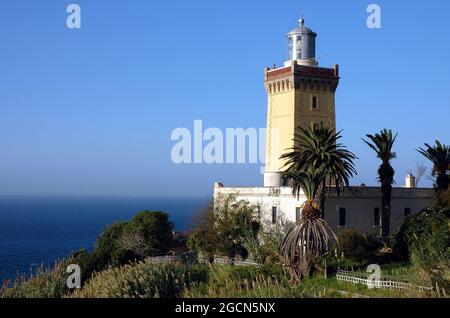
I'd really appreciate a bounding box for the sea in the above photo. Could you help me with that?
[0,196,208,284]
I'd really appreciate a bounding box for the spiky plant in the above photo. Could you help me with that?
[281,124,357,217]
[362,129,398,240]
[417,140,450,193]
[279,169,338,283]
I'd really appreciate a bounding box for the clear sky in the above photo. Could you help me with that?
[0,0,449,197]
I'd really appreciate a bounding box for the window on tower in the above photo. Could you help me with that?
[338,206,347,227]
[295,37,302,59]
[311,96,318,110]
[404,207,411,218]
[272,206,277,224]
[373,207,381,227]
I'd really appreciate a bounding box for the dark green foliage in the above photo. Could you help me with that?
[337,229,382,263]
[417,141,450,194]
[227,263,285,282]
[70,250,106,284]
[394,208,450,262]
[128,211,174,256]
[187,201,220,263]
[110,249,139,266]
[95,222,127,255]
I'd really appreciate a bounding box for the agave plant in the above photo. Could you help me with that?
[281,124,357,217]
[279,169,338,283]
[417,140,450,193]
[362,129,398,240]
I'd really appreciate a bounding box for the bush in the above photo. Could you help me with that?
[187,201,218,262]
[70,250,106,284]
[127,211,174,256]
[70,261,209,298]
[244,222,286,265]
[95,222,127,256]
[394,208,450,262]
[337,229,382,263]
[69,211,175,284]
[435,189,450,209]
[188,195,260,263]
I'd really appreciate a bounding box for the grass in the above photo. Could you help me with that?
[182,264,432,298]
[0,259,71,298]
[70,260,209,298]
[1,259,446,298]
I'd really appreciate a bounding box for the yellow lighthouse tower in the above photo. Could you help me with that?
[264,19,340,187]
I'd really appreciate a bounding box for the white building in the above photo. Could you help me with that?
[214,19,435,234]
[214,181,434,235]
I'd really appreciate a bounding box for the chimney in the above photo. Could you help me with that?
[405,174,416,188]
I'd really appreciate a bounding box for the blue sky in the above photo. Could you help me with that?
[0,0,449,197]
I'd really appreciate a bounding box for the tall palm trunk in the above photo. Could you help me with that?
[319,179,326,219]
[381,180,392,239]
[363,129,398,242]
[379,162,394,240]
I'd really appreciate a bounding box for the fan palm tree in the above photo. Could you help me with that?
[281,124,357,217]
[362,129,398,240]
[417,140,450,193]
[279,168,338,283]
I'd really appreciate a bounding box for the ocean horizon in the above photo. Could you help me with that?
[0,196,209,284]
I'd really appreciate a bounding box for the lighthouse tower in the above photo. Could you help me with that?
[264,19,340,187]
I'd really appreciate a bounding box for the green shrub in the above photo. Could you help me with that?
[70,250,106,284]
[394,208,450,262]
[187,201,218,262]
[95,222,127,256]
[70,211,175,284]
[70,261,209,298]
[188,196,260,263]
[337,229,382,263]
[127,211,174,256]
[244,221,286,265]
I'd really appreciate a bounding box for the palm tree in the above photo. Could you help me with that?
[278,124,357,283]
[362,129,398,240]
[417,140,450,193]
[279,168,338,283]
[281,124,358,218]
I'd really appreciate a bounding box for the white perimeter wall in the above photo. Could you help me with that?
[214,184,435,235]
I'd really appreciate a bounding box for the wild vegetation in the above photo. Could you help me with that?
[187,195,261,264]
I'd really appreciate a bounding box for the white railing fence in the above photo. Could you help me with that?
[336,269,432,292]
